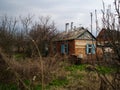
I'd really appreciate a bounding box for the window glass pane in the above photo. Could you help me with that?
[88,47,92,53]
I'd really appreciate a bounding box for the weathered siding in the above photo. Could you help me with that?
[55,40,75,55]
[74,40,86,58]
[96,47,103,58]
[68,40,75,55]
[55,41,62,54]
[55,39,97,60]
[74,40,96,59]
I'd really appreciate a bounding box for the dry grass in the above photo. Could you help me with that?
[0,52,117,90]
[0,52,68,89]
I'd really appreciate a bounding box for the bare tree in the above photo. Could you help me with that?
[19,15,34,57]
[0,15,17,55]
[29,16,58,56]
[95,0,120,90]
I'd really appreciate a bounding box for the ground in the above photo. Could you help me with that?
[0,56,116,90]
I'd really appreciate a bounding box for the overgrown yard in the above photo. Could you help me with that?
[0,54,117,90]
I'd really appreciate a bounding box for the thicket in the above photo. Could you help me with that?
[0,15,58,57]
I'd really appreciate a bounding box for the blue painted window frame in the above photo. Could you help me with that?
[86,44,95,54]
[61,44,68,54]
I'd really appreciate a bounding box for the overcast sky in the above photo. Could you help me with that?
[0,0,114,35]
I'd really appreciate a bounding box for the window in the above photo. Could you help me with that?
[86,44,95,54]
[61,44,68,54]
[64,44,68,53]
[88,44,92,54]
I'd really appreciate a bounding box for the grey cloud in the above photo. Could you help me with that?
[0,0,113,31]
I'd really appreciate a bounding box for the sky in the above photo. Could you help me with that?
[0,0,114,35]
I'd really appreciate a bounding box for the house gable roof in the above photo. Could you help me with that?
[77,30,96,40]
[97,28,120,42]
[55,27,96,41]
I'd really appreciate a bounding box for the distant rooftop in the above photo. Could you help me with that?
[97,28,120,41]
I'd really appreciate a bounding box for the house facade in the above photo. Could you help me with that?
[54,27,96,59]
[96,28,120,59]
[97,28,118,53]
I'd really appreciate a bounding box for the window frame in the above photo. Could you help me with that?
[61,43,68,54]
[86,44,95,54]
[88,44,92,54]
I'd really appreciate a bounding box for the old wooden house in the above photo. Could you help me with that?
[54,27,96,59]
[96,28,120,59]
[97,28,120,52]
